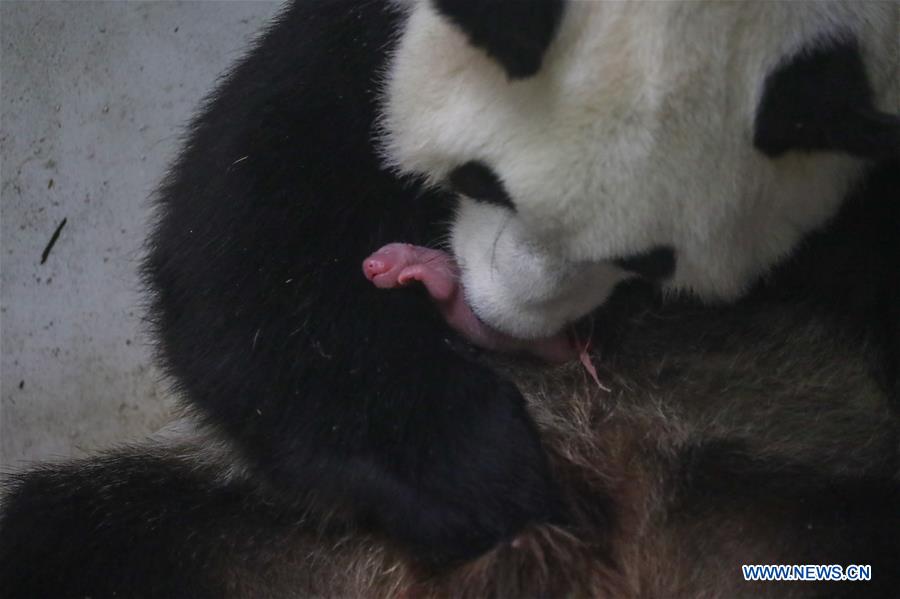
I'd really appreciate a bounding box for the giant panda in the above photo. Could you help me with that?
[1,0,898,597]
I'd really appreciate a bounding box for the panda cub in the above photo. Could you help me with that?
[0,0,898,596]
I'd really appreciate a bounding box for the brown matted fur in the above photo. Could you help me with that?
[187,288,897,599]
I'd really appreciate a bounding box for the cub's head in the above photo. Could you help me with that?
[381,0,899,338]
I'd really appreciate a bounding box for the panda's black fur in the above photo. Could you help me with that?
[141,0,561,566]
[1,1,898,596]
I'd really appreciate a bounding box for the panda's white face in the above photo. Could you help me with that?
[380,1,898,338]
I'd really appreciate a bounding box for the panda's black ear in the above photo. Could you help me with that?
[754,36,900,161]
[432,0,565,79]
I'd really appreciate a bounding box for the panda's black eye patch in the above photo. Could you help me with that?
[753,36,900,160]
[613,246,676,280]
[448,161,516,211]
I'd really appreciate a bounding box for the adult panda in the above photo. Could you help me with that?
[1,0,898,596]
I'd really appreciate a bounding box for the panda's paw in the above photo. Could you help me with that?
[379,374,565,565]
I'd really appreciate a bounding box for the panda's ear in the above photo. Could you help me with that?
[754,37,900,161]
[431,0,565,79]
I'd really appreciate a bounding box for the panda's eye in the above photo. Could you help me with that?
[448,161,516,211]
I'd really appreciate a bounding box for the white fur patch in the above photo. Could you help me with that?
[380,1,898,337]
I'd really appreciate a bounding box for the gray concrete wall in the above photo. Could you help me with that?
[1,1,283,468]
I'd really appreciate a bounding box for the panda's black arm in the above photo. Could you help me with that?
[144,0,560,564]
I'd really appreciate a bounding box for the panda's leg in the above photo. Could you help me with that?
[0,445,288,598]
[145,0,568,566]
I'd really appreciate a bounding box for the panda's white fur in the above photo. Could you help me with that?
[381,1,898,337]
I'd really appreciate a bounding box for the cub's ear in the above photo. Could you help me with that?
[432,0,565,79]
[754,36,900,161]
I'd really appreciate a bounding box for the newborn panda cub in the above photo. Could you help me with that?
[363,243,576,361]
[363,244,608,388]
